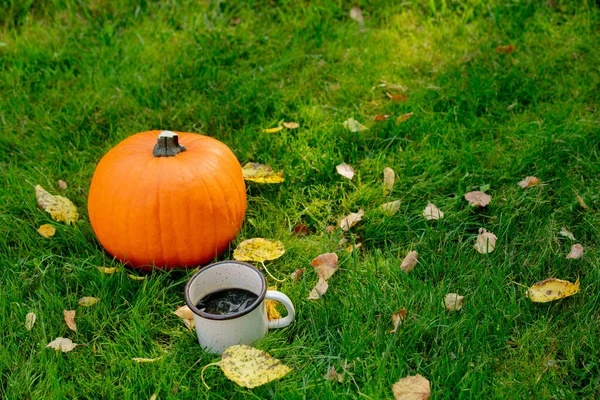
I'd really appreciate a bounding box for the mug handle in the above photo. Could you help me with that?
[265,290,295,329]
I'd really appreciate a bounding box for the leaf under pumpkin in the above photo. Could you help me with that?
[526,278,580,303]
[241,163,285,183]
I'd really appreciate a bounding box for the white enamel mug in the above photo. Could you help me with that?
[184,261,295,354]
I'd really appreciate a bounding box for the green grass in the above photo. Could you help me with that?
[1,0,600,398]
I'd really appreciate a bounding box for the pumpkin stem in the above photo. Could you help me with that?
[153,131,186,157]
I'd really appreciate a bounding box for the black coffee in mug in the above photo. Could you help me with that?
[196,288,258,316]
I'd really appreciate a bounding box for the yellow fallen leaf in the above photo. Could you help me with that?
[25,312,36,331]
[127,274,146,280]
[383,167,395,195]
[132,356,163,363]
[343,118,368,132]
[35,185,78,224]
[38,224,56,238]
[392,374,430,400]
[389,308,407,333]
[423,202,444,220]
[265,286,282,320]
[173,305,195,330]
[202,345,292,389]
[340,209,364,231]
[400,251,418,273]
[310,253,338,280]
[96,266,121,274]
[241,163,285,183]
[233,238,285,262]
[308,278,329,300]
[324,366,344,383]
[336,162,355,180]
[526,278,580,303]
[283,122,299,129]
[381,200,402,216]
[64,310,77,332]
[77,297,100,307]
[46,337,78,352]
[566,244,584,260]
[464,191,491,207]
[396,112,414,124]
[517,176,540,188]
[443,293,464,311]
[263,126,283,133]
[474,228,497,254]
[345,243,362,253]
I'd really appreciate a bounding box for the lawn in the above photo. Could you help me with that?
[1,0,599,398]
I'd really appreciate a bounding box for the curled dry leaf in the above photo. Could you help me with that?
[496,44,516,54]
[57,180,68,190]
[266,286,282,320]
[444,293,465,311]
[526,278,580,303]
[263,126,283,133]
[517,176,540,189]
[96,266,121,274]
[576,194,588,209]
[340,209,364,231]
[292,223,309,236]
[35,185,79,224]
[386,92,408,101]
[326,225,336,234]
[324,366,344,383]
[474,228,497,254]
[559,226,575,241]
[374,114,390,121]
[392,374,431,400]
[283,122,299,129]
[204,344,292,389]
[25,312,36,331]
[423,202,444,220]
[233,238,285,262]
[349,6,364,26]
[46,337,78,352]
[566,244,584,260]
[290,269,304,281]
[389,308,407,333]
[38,224,56,238]
[310,253,338,280]
[336,162,355,180]
[77,297,100,307]
[400,251,418,273]
[396,112,414,124]
[173,305,195,330]
[381,200,402,216]
[383,167,395,195]
[64,310,77,332]
[308,278,329,300]
[132,356,163,363]
[343,118,368,132]
[242,163,284,183]
[464,191,491,207]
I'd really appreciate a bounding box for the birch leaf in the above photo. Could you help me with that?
[443,293,465,311]
[38,224,56,238]
[474,228,497,254]
[46,337,78,352]
[35,185,79,224]
[566,244,584,260]
[389,309,407,333]
[423,202,444,220]
[25,312,36,331]
[310,253,338,280]
[173,305,195,330]
[517,176,540,188]
[526,278,580,303]
[242,163,285,183]
[77,297,100,307]
[64,310,77,332]
[381,200,402,216]
[336,162,355,180]
[559,226,575,241]
[464,191,491,207]
[233,238,285,262]
[400,251,418,273]
[343,118,368,132]
[392,374,431,400]
[340,209,364,231]
[308,278,329,300]
[383,167,395,195]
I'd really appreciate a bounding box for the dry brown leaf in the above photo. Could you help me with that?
[38,224,56,238]
[77,297,100,307]
[517,176,540,189]
[46,337,78,352]
[64,310,77,332]
[383,167,395,195]
[386,92,408,101]
[443,293,465,311]
[242,163,285,184]
[389,309,407,333]
[35,185,79,224]
[57,180,68,190]
[576,194,588,209]
[474,228,497,254]
[464,191,492,207]
[400,251,418,273]
[326,225,335,234]
[290,268,304,281]
[340,209,364,231]
[381,200,402,216]
[308,278,329,300]
[132,356,163,363]
[392,374,431,400]
[496,44,516,54]
[336,162,355,180]
[173,305,195,330]
[423,202,444,220]
[374,114,390,121]
[324,366,344,383]
[263,126,283,133]
[526,278,580,302]
[310,253,338,281]
[96,266,121,274]
[283,122,299,129]
[396,112,414,124]
[349,6,364,25]
[25,312,36,331]
[559,226,575,241]
[566,244,584,260]
[343,118,368,132]
[292,223,309,236]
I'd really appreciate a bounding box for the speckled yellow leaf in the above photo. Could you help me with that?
[392,374,431,400]
[241,163,285,183]
[38,224,56,238]
[233,238,285,262]
[35,185,78,224]
[96,266,121,274]
[215,345,292,388]
[383,167,395,195]
[173,305,195,330]
[263,126,283,133]
[46,337,78,352]
[266,286,282,320]
[77,297,100,307]
[526,278,580,303]
[64,310,77,332]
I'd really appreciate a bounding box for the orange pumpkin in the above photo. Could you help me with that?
[88,130,246,269]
